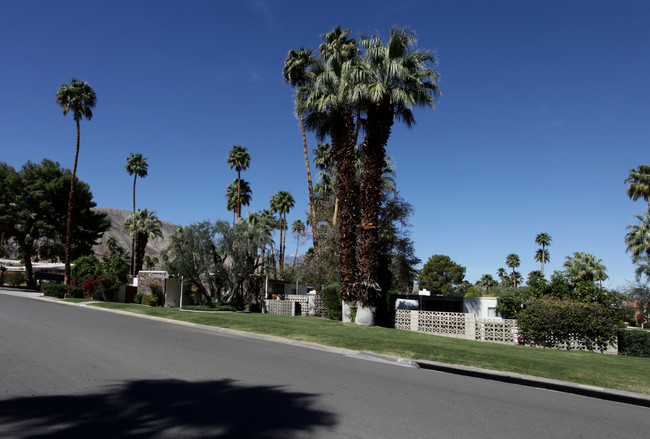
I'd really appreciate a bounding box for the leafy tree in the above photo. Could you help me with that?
[162,219,273,308]
[283,47,319,253]
[0,160,108,289]
[534,232,552,276]
[55,78,97,283]
[270,191,294,279]
[417,255,466,296]
[225,179,252,224]
[563,251,608,287]
[526,270,547,294]
[227,145,250,220]
[354,27,440,309]
[627,283,650,326]
[625,164,650,209]
[124,153,149,275]
[122,209,162,275]
[506,253,521,288]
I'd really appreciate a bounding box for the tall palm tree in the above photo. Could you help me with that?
[291,219,306,268]
[625,164,650,210]
[506,253,521,288]
[270,191,294,279]
[563,251,608,287]
[227,145,250,220]
[534,232,552,275]
[477,274,497,295]
[283,47,319,253]
[297,26,360,305]
[354,27,440,307]
[124,153,149,275]
[122,209,163,275]
[55,78,97,284]
[225,179,252,224]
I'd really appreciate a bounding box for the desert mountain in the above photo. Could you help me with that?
[92,207,177,261]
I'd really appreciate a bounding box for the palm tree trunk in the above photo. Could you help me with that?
[331,106,358,303]
[541,248,545,276]
[131,175,137,276]
[237,170,241,220]
[357,101,392,308]
[300,114,319,253]
[64,118,81,284]
[293,233,300,268]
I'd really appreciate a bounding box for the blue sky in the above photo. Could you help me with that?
[1,0,649,289]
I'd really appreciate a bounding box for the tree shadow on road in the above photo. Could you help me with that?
[0,378,336,438]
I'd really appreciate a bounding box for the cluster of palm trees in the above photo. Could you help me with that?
[283,26,440,320]
[625,164,650,281]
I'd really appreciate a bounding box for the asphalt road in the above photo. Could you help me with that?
[0,290,647,438]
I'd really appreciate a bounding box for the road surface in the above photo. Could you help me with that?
[0,290,647,438]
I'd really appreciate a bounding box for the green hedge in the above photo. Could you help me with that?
[617,329,650,357]
[41,283,84,299]
[321,282,341,320]
[517,298,619,352]
[182,304,238,312]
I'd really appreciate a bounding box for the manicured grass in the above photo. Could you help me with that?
[89,302,650,395]
[63,298,95,303]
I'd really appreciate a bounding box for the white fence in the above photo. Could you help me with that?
[395,310,518,344]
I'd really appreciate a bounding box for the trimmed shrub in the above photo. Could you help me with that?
[133,293,144,304]
[41,284,84,299]
[617,329,650,357]
[4,271,25,287]
[518,298,619,352]
[142,294,159,307]
[321,282,341,321]
[148,283,164,307]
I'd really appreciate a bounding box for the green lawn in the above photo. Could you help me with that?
[89,302,650,395]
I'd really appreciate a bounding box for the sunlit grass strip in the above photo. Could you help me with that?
[89,302,650,395]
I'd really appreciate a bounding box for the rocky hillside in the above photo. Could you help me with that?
[92,207,177,260]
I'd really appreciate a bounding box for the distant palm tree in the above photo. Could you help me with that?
[496,268,508,284]
[477,274,497,295]
[626,213,650,267]
[56,78,97,284]
[563,251,608,287]
[291,219,306,268]
[625,164,650,210]
[283,47,319,253]
[125,153,149,275]
[144,255,159,271]
[506,254,521,288]
[227,145,251,220]
[225,179,252,224]
[271,191,295,279]
[534,232,552,276]
[123,209,163,275]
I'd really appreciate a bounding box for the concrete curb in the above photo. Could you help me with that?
[5,290,649,408]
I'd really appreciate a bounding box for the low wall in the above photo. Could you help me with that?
[395,310,518,344]
[264,295,327,318]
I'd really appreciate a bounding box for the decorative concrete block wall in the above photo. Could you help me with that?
[264,295,327,318]
[395,310,518,344]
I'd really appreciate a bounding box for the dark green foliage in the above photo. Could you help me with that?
[133,293,144,304]
[41,283,83,298]
[417,255,466,296]
[0,160,109,289]
[617,329,650,357]
[517,298,620,352]
[321,282,342,320]
[70,254,127,301]
[496,288,531,319]
[146,283,164,307]
[3,271,25,287]
[182,304,238,312]
[71,255,103,280]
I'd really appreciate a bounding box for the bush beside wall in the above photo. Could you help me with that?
[617,329,650,357]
